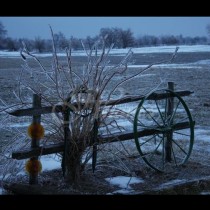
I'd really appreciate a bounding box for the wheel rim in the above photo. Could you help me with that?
[133,89,194,172]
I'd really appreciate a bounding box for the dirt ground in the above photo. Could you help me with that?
[1,51,210,194]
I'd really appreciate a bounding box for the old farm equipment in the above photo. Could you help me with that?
[10,82,194,184]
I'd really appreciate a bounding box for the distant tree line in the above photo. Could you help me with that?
[0,21,209,53]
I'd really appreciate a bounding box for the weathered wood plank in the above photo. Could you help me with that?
[12,121,193,160]
[9,90,193,117]
[104,90,193,106]
[9,105,63,117]
[12,143,64,160]
[99,121,192,143]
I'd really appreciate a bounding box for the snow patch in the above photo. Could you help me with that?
[1,45,210,58]
[105,176,144,194]
[40,154,61,171]
[139,73,156,77]
[159,179,187,188]
[128,63,203,69]
[0,51,22,57]
[105,176,144,190]
[200,191,210,195]
[104,45,210,55]
[8,122,30,128]
[193,59,210,65]
[131,45,210,54]
[109,189,135,194]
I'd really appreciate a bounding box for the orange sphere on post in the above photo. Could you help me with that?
[27,123,44,139]
[25,159,42,174]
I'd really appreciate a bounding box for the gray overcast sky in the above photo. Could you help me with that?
[1,17,210,39]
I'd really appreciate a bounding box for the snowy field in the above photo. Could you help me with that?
[1,44,210,194]
[1,45,210,58]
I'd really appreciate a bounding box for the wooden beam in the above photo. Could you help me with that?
[104,90,193,106]
[98,121,192,143]
[9,90,193,117]
[12,143,64,160]
[9,105,63,117]
[12,121,193,160]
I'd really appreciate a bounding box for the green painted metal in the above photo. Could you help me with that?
[133,89,194,172]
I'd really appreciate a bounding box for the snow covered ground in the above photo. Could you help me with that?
[128,61,208,69]
[1,45,210,58]
[1,98,210,194]
[105,176,144,194]
[158,179,187,188]
[1,118,208,194]
[1,45,210,194]
[40,154,61,171]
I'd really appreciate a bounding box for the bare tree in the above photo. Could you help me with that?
[34,37,45,53]
[206,24,210,43]
[54,32,68,51]
[99,27,116,47]
[100,27,135,48]
[0,21,7,39]
[5,38,20,51]
[0,21,7,49]
[120,29,135,48]
[84,35,99,49]
[70,36,82,50]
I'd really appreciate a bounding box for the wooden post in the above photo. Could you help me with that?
[62,104,70,177]
[165,82,174,162]
[29,94,41,185]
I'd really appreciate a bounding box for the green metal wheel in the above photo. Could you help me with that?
[133,89,194,172]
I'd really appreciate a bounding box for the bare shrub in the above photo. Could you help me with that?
[0,27,178,186]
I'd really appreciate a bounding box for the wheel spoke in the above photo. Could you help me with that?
[140,134,158,147]
[171,138,188,155]
[173,116,189,124]
[163,97,168,123]
[148,135,163,162]
[169,101,181,125]
[136,116,147,127]
[173,131,190,137]
[137,122,153,129]
[142,105,162,127]
[155,100,165,125]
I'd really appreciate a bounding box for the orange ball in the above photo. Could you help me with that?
[27,123,44,139]
[25,159,42,174]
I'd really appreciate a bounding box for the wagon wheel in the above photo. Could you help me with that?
[133,89,194,172]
